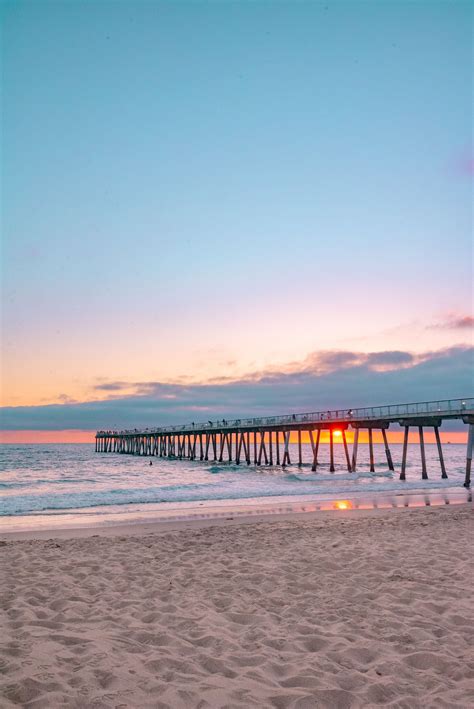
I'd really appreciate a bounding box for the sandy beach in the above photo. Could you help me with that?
[1,505,473,708]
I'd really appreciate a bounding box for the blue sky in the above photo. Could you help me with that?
[1,0,472,434]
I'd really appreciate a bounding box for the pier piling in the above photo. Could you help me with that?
[329,429,335,473]
[434,426,447,479]
[419,426,428,480]
[382,428,394,471]
[351,428,359,472]
[400,426,409,481]
[464,422,473,488]
[342,430,352,472]
[368,428,375,473]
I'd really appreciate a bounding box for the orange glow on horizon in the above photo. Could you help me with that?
[334,500,353,510]
[288,430,467,445]
[0,430,96,444]
[0,429,468,445]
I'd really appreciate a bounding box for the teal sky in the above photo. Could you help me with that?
[1,0,472,432]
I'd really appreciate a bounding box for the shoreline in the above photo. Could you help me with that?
[1,491,471,541]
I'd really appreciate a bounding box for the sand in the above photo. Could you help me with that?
[1,505,473,708]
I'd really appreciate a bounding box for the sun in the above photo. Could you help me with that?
[333,430,342,438]
[334,500,353,510]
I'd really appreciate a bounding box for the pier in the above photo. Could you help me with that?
[96,398,474,487]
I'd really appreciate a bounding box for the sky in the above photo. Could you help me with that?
[1,0,473,441]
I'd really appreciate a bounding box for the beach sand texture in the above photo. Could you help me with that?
[1,506,473,708]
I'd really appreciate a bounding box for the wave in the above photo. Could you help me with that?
[0,477,99,489]
[285,471,394,483]
[1,443,468,518]
[1,478,460,517]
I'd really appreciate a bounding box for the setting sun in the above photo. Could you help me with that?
[333,430,342,438]
[334,500,353,511]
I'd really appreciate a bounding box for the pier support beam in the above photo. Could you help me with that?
[282,431,291,466]
[342,430,351,472]
[419,426,428,480]
[352,421,389,474]
[368,428,375,472]
[400,426,409,480]
[434,426,447,479]
[465,423,473,488]
[382,429,394,472]
[351,428,359,472]
[311,428,321,473]
[308,430,315,469]
[235,433,243,464]
[219,433,226,462]
[399,417,443,481]
[329,429,335,473]
[257,431,268,465]
[297,430,302,466]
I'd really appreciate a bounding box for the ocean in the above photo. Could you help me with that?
[0,442,470,532]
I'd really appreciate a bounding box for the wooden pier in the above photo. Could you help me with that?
[96,398,474,487]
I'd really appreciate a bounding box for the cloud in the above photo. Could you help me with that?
[94,382,130,392]
[93,381,181,398]
[364,351,414,367]
[306,349,415,373]
[429,315,474,330]
[1,345,473,431]
[56,394,78,404]
[239,349,417,381]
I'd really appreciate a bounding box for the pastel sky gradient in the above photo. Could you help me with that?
[1,0,473,437]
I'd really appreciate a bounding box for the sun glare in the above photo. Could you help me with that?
[334,500,353,511]
[333,430,342,438]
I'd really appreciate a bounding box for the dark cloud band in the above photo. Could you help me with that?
[1,345,472,431]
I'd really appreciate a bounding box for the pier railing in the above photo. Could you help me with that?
[101,397,474,436]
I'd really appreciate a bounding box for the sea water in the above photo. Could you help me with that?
[0,443,470,531]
